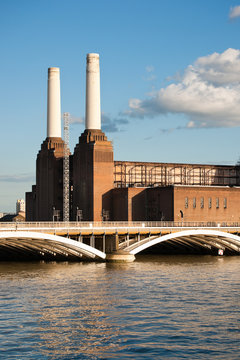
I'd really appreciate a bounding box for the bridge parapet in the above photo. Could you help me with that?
[1,221,240,232]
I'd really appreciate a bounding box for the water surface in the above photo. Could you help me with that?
[0,256,239,359]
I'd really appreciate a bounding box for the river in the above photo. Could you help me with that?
[0,255,239,359]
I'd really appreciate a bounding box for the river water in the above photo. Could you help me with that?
[0,255,239,359]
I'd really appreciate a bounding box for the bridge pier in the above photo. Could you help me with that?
[105,231,135,262]
[115,232,119,251]
[90,233,95,248]
[105,250,135,262]
[103,232,106,253]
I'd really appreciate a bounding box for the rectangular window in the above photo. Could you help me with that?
[224,198,227,209]
[193,197,196,209]
[200,197,204,209]
[208,198,212,209]
[216,197,219,209]
[185,197,188,209]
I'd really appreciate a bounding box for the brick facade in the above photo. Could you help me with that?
[112,187,146,221]
[72,129,114,221]
[26,131,240,223]
[35,137,64,221]
[173,186,240,223]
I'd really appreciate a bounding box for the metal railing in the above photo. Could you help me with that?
[1,221,240,231]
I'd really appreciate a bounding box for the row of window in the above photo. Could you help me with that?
[185,197,227,209]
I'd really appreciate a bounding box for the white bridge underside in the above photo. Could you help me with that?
[0,231,106,260]
[0,229,240,260]
[122,229,240,255]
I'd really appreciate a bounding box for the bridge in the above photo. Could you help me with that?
[0,221,240,261]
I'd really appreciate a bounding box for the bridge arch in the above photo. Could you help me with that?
[127,229,240,255]
[0,231,106,260]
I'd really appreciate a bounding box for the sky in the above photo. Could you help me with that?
[1,0,240,213]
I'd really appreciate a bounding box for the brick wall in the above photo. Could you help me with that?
[173,186,240,222]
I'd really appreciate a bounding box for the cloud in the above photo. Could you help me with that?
[62,113,84,125]
[69,115,84,124]
[143,136,153,140]
[67,113,129,132]
[159,128,175,134]
[196,48,240,85]
[229,6,240,20]
[102,113,129,133]
[0,173,35,183]
[125,48,240,128]
[146,65,154,73]
[144,65,156,81]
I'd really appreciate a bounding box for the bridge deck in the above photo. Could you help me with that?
[0,222,240,260]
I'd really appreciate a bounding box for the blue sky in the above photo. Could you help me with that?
[1,0,240,212]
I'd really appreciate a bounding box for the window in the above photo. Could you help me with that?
[200,197,204,209]
[193,197,196,209]
[208,198,212,209]
[185,197,188,209]
[224,198,227,209]
[216,197,219,209]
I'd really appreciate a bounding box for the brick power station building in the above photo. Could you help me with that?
[26,54,240,223]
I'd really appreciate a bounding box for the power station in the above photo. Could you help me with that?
[26,54,240,223]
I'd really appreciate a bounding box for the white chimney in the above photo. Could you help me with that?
[47,67,61,138]
[85,53,101,130]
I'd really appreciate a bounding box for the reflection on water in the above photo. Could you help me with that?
[0,256,239,359]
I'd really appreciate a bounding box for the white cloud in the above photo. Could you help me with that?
[126,48,240,128]
[196,48,240,85]
[229,5,240,20]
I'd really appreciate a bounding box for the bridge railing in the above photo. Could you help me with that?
[1,221,240,230]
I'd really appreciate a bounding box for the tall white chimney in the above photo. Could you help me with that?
[85,53,101,130]
[47,67,61,138]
